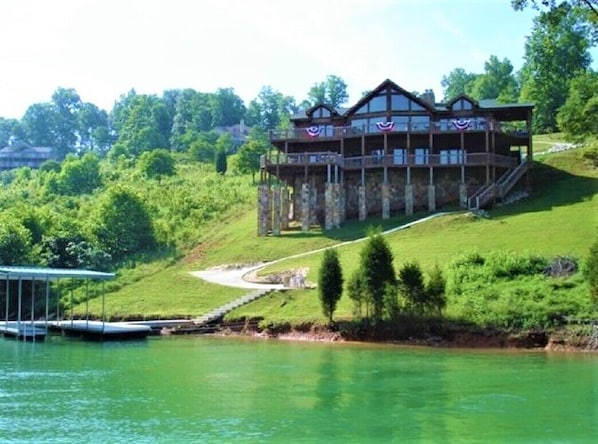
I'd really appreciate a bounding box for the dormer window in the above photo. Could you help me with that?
[450,98,474,111]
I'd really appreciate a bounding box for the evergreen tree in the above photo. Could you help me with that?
[359,231,395,322]
[215,148,227,175]
[318,248,344,323]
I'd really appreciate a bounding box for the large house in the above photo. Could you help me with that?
[0,141,54,171]
[257,79,533,236]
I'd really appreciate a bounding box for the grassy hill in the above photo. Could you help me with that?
[81,142,598,328]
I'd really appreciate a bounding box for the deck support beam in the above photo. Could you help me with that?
[405,184,414,215]
[358,185,367,221]
[257,184,270,237]
[459,183,468,208]
[381,183,390,219]
[301,183,311,232]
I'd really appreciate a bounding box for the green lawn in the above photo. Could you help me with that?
[78,146,598,324]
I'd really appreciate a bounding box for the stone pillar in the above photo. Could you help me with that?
[340,186,347,223]
[459,183,468,209]
[358,185,367,221]
[301,183,310,231]
[325,183,342,229]
[381,183,390,220]
[427,185,436,211]
[272,186,281,236]
[281,187,290,230]
[257,185,270,236]
[405,184,414,215]
[333,183,342,228]
[310,186,318,226]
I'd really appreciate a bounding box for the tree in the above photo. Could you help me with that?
[236,128,270,183]
[425,264,447,315]
[93,186,156,261]
[138,149,176,180]
[519,3,594,132]
[556,70,598,139]
[468,56,519,102]
[189,131,219,162]
[0,215,32,265]
[22,102,56,147]
[51,87,82,158]
[359,231,395,322]
[215,148,227,175]
[441,68,479,101]
[306,75,349,108]
[347,268,368,318]
[584,235,598,304]
[210,87,246,127]
[56,152,102,195]
[78,102,111,153]
[111,92,170,155]
[318,248,344,323]
[245,86,298,130]
[0,118,25,148]
[512,0,598,22]
[398,262,426,314]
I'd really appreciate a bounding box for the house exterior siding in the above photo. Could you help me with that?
[258,79,533,235]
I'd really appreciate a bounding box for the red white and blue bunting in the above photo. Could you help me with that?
[376,121,395,132]
[305,126,321,137]
[452,119,471,131]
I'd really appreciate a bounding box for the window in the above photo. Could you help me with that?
[369,95,387,113]
[440,149,464,164]
[391,115,409,131]
[391,94,409,111]
[411,115,430,131]
[351,118,367,133]
[393,148,407,165]
[451,98,473,111]
[415,148,429,165]
[313,107,330,118]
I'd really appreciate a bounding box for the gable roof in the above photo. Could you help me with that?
[445,93,479,109]
[344,79,436,116]
[305,103,339,118]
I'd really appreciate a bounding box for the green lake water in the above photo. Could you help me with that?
[0,335,596,443]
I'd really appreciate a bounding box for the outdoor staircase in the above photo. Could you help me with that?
[191,288,275,327]
[468,158,529,210]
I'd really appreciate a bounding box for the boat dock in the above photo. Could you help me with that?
[50,320,151,340]
[0,321,48,341]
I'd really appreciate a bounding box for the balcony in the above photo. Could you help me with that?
[261,151,518,171]
[269,121,528,143]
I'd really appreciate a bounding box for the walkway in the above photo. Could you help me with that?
[189,212,450,326]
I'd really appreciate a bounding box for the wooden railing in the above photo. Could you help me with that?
[270,123,529,141]
[262,151,518,170]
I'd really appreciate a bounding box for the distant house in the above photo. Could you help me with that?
[257,78,533,236]
[0,141,55,171]
[213,119,251,150]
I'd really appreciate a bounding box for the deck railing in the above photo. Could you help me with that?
[262,151,518,170]
[270,123,529,141]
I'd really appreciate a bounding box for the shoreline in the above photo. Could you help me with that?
[215,322,598,353]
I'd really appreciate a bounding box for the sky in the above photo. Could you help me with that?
[0,0,596,119]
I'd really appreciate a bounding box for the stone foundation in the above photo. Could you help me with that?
[405,184,414,215]
[272,186,281,236]
[381,183,390,219]
[358,185,367,221]
[301,183,311,231]
[427,185,436,211]
[257,185,270,236]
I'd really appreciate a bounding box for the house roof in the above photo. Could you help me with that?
[344,78,435,116]
[289,79,533,122]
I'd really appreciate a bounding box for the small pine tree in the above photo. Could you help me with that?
[398,262,425,314]
[347,268,368,318]
[426,264,447,315]
[215,149,227,175]
[360,231,395,322]
[318,248,344,323]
